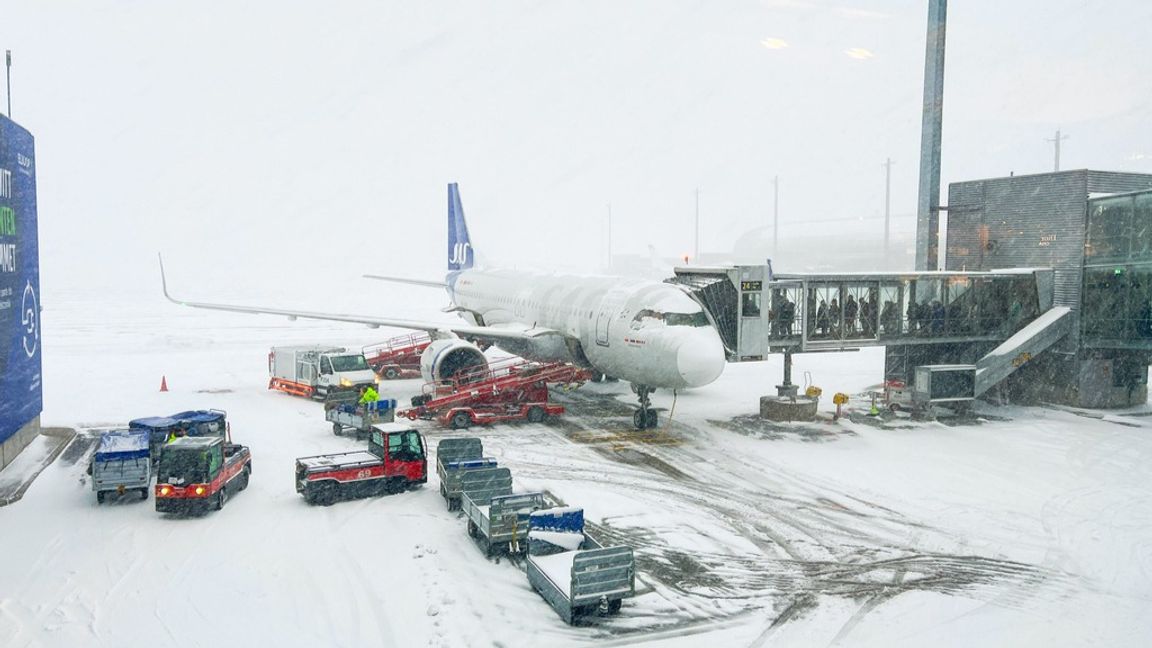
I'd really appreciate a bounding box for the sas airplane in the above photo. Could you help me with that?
[160,184,726,429]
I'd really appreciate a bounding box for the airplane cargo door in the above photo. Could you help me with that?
[596,289,629,347]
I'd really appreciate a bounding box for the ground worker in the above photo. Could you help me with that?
[359,385,379,405]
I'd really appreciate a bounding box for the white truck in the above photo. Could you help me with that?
[268,345,379,401]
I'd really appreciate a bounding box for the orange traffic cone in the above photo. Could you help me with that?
[160,376,169,392]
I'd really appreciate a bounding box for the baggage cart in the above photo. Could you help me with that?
[459,467,545,556]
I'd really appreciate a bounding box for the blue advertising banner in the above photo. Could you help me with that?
[0,115,42,444]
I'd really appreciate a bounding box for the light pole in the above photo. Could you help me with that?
[5,50,11,117]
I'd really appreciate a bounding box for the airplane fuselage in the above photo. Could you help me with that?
[448,268,726,389]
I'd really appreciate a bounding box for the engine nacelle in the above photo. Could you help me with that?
[420,338,488,383]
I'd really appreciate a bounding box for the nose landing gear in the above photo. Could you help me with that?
[632,384,659,430]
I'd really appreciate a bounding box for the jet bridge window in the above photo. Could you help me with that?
[741,292,761,318]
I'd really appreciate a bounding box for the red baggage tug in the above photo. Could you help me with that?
[295,423,427,505]
[155,437,252,514]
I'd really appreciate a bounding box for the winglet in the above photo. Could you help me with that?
[158,253,179,304]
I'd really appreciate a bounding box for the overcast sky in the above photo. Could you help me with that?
[2,0,1149,299]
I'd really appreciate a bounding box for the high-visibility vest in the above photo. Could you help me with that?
[360,387,379,404]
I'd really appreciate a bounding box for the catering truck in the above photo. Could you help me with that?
[268,346,379,401]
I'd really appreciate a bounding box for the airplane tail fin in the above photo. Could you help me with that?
[448,183,474,271]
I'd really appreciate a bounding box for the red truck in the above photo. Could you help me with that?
[155,436,252,514]
[295,423,427,505]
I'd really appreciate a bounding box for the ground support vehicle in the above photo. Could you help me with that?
[91,429,152,503]
[459,467,546,556]
[525,507,636,624]
[438,402,565,430]
[131,409,229,462]
[401,360,588,429]
[295,424,426,506]
[325,399,397,436]
[128,416,180,462]
[435,437,497,511]
[268,345,379,401]
[155,436,252,514]
[169,409,229,438]
[363,332,430,379]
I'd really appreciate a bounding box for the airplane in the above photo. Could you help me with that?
[160,183,727,429]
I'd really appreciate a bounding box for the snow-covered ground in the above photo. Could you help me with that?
[2,288,1152,648]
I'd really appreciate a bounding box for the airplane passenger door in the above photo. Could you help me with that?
[596,290,629,347]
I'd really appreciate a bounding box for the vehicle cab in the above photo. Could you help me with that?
[318,352,378,393]
[370,423,427,485]
[155,436,251,513]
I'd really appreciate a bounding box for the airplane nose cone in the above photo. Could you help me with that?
[676,331,726,387]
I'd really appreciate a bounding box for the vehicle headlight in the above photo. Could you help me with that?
[340,378,352,387]
[194,485,206,495]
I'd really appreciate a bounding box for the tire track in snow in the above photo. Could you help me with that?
[511,388,1082,640]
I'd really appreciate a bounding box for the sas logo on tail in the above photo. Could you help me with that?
[450,242,471,265]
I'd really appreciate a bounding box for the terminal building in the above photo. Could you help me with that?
[0,113,42,470]
[672,169,1152,410]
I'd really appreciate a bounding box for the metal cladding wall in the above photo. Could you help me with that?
[946,170,1152,351]
[0,115,42,447]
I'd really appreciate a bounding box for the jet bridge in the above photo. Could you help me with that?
[668,265,1070,404]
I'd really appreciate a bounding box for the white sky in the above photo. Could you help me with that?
[2,0,1150,296]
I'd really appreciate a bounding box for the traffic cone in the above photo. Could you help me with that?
[160,376,169,392]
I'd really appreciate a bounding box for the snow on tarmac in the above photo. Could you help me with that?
[2,288,1152,647]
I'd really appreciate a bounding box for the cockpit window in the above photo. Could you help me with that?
[632,310,709,328]
[665,311,710,327]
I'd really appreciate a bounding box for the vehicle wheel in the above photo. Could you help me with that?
[215,489,226,511]
[451,412,471,430]
[889,403,902,413]
[645,409,659,429]
[607,599,623,614]
[526,406,546,423]
[96,491,105,504]
[318,483,337,506]
[332,422,343,436]
[633,410,648,430]
[239,466,251,491]
[140,487,150,501]
[467,519,479,538]
[384,367,400,380]
[590,372,604,383]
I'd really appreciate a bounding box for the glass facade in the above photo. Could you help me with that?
[794,274,1037,343]
[1083,191,1152,345]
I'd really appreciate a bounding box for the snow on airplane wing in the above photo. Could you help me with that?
[158,255,562,342]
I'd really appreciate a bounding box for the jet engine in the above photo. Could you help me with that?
[420,338,488,384]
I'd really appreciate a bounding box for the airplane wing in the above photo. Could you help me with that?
[158,255,561,342]
[362,274,447,288]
